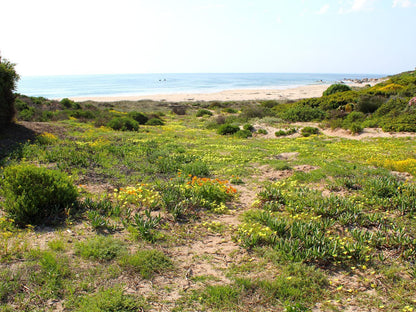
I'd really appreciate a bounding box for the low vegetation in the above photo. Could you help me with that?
[0,70,415,311]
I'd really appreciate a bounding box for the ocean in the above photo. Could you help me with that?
[17,73,384,99]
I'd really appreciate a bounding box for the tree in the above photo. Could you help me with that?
[0,55,20,131]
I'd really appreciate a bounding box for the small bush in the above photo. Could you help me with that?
[217,124,240,135]
[234,129,252,138]
[107,117,139,131]
[275,128,296,137]
[75,236,126,261]
[0,165,78,226]
[223,108,238,114]
[18,107,35,121]
[349,123,363,134]
[300,127,320,137]
[128,111,148,124]
[282,105,326,122]
[60,98,80,109]
[323,84,351,96]
[146,118,165,126]
[118,249,172,279]
[257,128,268,135]
[243,123,254,131]
[196,109,213,117]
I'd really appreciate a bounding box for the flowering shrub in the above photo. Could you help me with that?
[36,132,58,145]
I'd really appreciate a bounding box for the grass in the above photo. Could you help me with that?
[1,91,416,311]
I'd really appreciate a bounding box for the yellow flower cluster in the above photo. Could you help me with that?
[113,184,161,209]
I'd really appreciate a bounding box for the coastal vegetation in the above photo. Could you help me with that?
[0,70,416,311]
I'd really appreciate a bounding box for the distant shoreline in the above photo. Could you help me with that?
[70,79,385,103]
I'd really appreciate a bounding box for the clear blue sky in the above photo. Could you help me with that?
[1,0,415,76]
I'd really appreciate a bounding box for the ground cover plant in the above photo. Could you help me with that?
[1,71,416,311]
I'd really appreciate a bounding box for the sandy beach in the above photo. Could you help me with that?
[70,79,385,103]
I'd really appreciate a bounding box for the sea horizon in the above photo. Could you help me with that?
[17,72,385,99]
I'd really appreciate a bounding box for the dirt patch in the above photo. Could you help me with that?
[293,165,319,173]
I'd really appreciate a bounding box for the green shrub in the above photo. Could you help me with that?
[0,59,19,131]
[75,236,126,261]
[118,249,172,279]
[323,84,351,96]
[344,111,366,124]
[300,127,320,137]
[257,128,268,135]
[357,95,385,113]
[107,117,139,131]
[282,105,326,122]
[14,99,28,111]
[349,123,363,134]
[243,123,254,131]
[18,107,35,121]
[223,107,238,114]
[0,165,78,226]
[196,109,213,117]
[275,128,296,137]
[146,117,165,125]
[60,98,80,109]
[234,129,252,138]
[128,111,148,124]
[217,124,240,135]
[240,105,273,119]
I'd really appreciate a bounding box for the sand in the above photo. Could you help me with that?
[70,80,384,103]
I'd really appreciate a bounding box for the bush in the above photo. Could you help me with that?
[349,123,363,134]
[196,109,213,117]
[146,118,165,125]
[300,127,320,137]
[243,123,254,131]
[323,84,351,96]
[344,111,366,124]
[0,58,20,131]
[275,128,296,137]
[234,129,252,138]
[257,128,268,135]
[107,117,139,131]
[282,105,326,122]
[60,98,80,109]
[128,111,148,124]
[0,165,78,226]
[217,124,240,135]
[357,95,385,113]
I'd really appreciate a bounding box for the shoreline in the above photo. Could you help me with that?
[70,79,384,103]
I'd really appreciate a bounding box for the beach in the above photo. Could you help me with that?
[70,79,384,103]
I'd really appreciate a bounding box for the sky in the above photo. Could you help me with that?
[1,0,415,76]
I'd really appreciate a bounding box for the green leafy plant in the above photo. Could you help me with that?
[146,117,165,125]
[128,111,148,124]
[107,117,139,131]
[323,84,352,96]
[217,124,240,135]
[196,109,213,117]
[300,127,320,137]
[0,164,78,226]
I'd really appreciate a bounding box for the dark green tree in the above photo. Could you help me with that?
[0,55,20,131]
